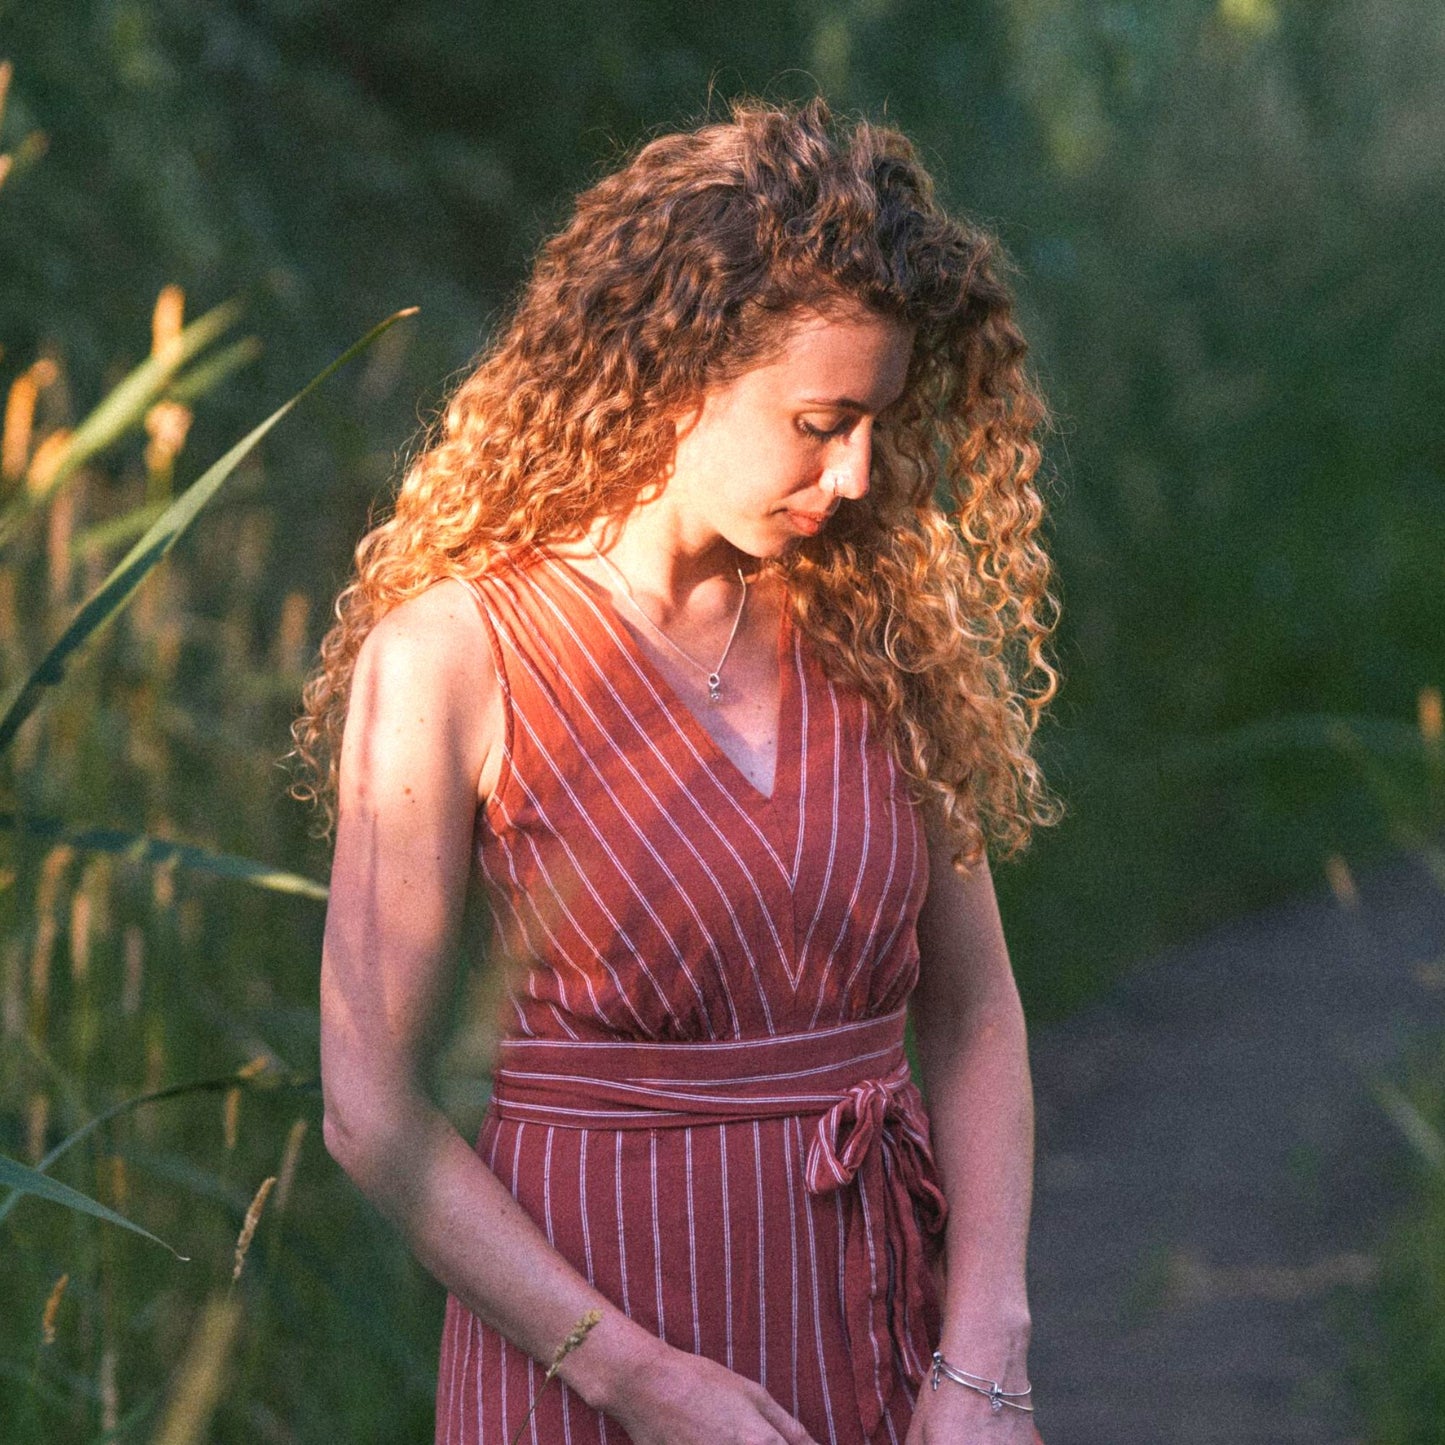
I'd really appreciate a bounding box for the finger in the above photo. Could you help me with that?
[754,1395,821,1445]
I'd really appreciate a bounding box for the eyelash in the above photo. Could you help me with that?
[798,418,853,442]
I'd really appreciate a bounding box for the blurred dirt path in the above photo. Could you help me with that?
[1025,850,1445,1444]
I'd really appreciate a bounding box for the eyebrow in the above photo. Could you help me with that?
[797,395,883,412]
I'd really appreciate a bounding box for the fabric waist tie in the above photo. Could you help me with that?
[489,1006,949,1434]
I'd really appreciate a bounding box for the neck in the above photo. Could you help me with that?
[581,495,747,616]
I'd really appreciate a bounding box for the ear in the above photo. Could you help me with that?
[671,394,706,446]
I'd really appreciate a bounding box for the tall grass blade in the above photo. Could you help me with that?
[165,336,264,407]
[0,1152,188,1257]
[0,813,328,899]
[69,500,170,556]
[0,1070,319,1228]
[0,307,417,754]
[0,301,242,539]
[1373,1078,1445,1176]
[150,1295,241,1445]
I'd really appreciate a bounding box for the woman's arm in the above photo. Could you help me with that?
[904,806,1040,1443]
[319,579,818,1445]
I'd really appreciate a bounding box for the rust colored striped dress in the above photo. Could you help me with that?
[436,545,947,1445]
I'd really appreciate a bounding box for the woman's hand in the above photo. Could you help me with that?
[603,1338,822,1445]
[903,1378,1044,1445]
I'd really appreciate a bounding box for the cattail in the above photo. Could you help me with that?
[69,884,93,985]
[139,1025,166,1143]
[152,284,185,361]
[153,859,176,912]
[222,1087,241,1151]
[274,1119,308,1214]
[144,399,192,476]
[232,1175,277,1283]
[0,568,16,652]
[1,370,33,481]
[2,934,22,1038]
[154,615,184,682]
[36,843,73,916]
[237,1055,272,1081]
[122,924,145,1015]
[41,1272,68,1345]
[1325,853,1359,910]
[151,1296,241,1445]
[27,1091,49,1161]
[0,59,12,128]
[109,1154,129,1214]
[99,1344,118,1434]
[25,427,72,495]
[144,1027,166,1093]
[1420,686,1443,745]
[274,590,311,676]
[46,475,76,601]
[2,359,56,483]
[29,911,56,1040]
[233,510,273,590]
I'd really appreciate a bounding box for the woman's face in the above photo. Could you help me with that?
[661,306,915,560]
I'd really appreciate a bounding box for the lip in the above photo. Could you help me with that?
[783,509,831,535]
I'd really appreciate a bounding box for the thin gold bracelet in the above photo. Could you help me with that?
[929,1351,1035,1414]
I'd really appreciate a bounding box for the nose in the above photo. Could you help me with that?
[826,425,872,500]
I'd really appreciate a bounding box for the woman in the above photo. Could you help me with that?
[293,97,1062,1445]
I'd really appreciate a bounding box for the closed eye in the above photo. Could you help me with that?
[797,417,855,442]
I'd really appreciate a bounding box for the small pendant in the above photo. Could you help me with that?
[707,673,722,704]
[989,1387,1004,1413]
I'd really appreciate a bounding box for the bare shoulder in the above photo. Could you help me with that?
[347,577,505,805]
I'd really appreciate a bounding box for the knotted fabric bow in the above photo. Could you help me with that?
[804,1057,950,1437]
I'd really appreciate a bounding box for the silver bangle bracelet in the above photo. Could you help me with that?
[930,1350,1035,1414]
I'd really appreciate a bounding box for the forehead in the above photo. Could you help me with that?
[738,308,915,406]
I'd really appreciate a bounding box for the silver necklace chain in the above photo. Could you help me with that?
[587,537,748,705]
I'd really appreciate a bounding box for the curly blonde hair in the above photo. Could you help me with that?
[290,96,1065,871]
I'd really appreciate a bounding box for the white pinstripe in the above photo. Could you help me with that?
[856,1169,893,1439]
[784,1118,802,1422]
[720,1122,735,1370]
[614,1132,631,1317]
[833,730,903,1024]
[501,1124,526,1438]
[578,1130,595,1283]
[803,1159,841,1445]
[752,1120,767,1388]
[789,633,810,888]
[685,1127,702,1354]
[867,752,925,982]
[793,677,843,991]
[649,1132,666,1339]
[808,695,874,1029]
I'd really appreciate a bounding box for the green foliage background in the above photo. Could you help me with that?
[0,0,1441,1439]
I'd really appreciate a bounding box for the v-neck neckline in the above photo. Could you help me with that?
[528,543,798,814]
